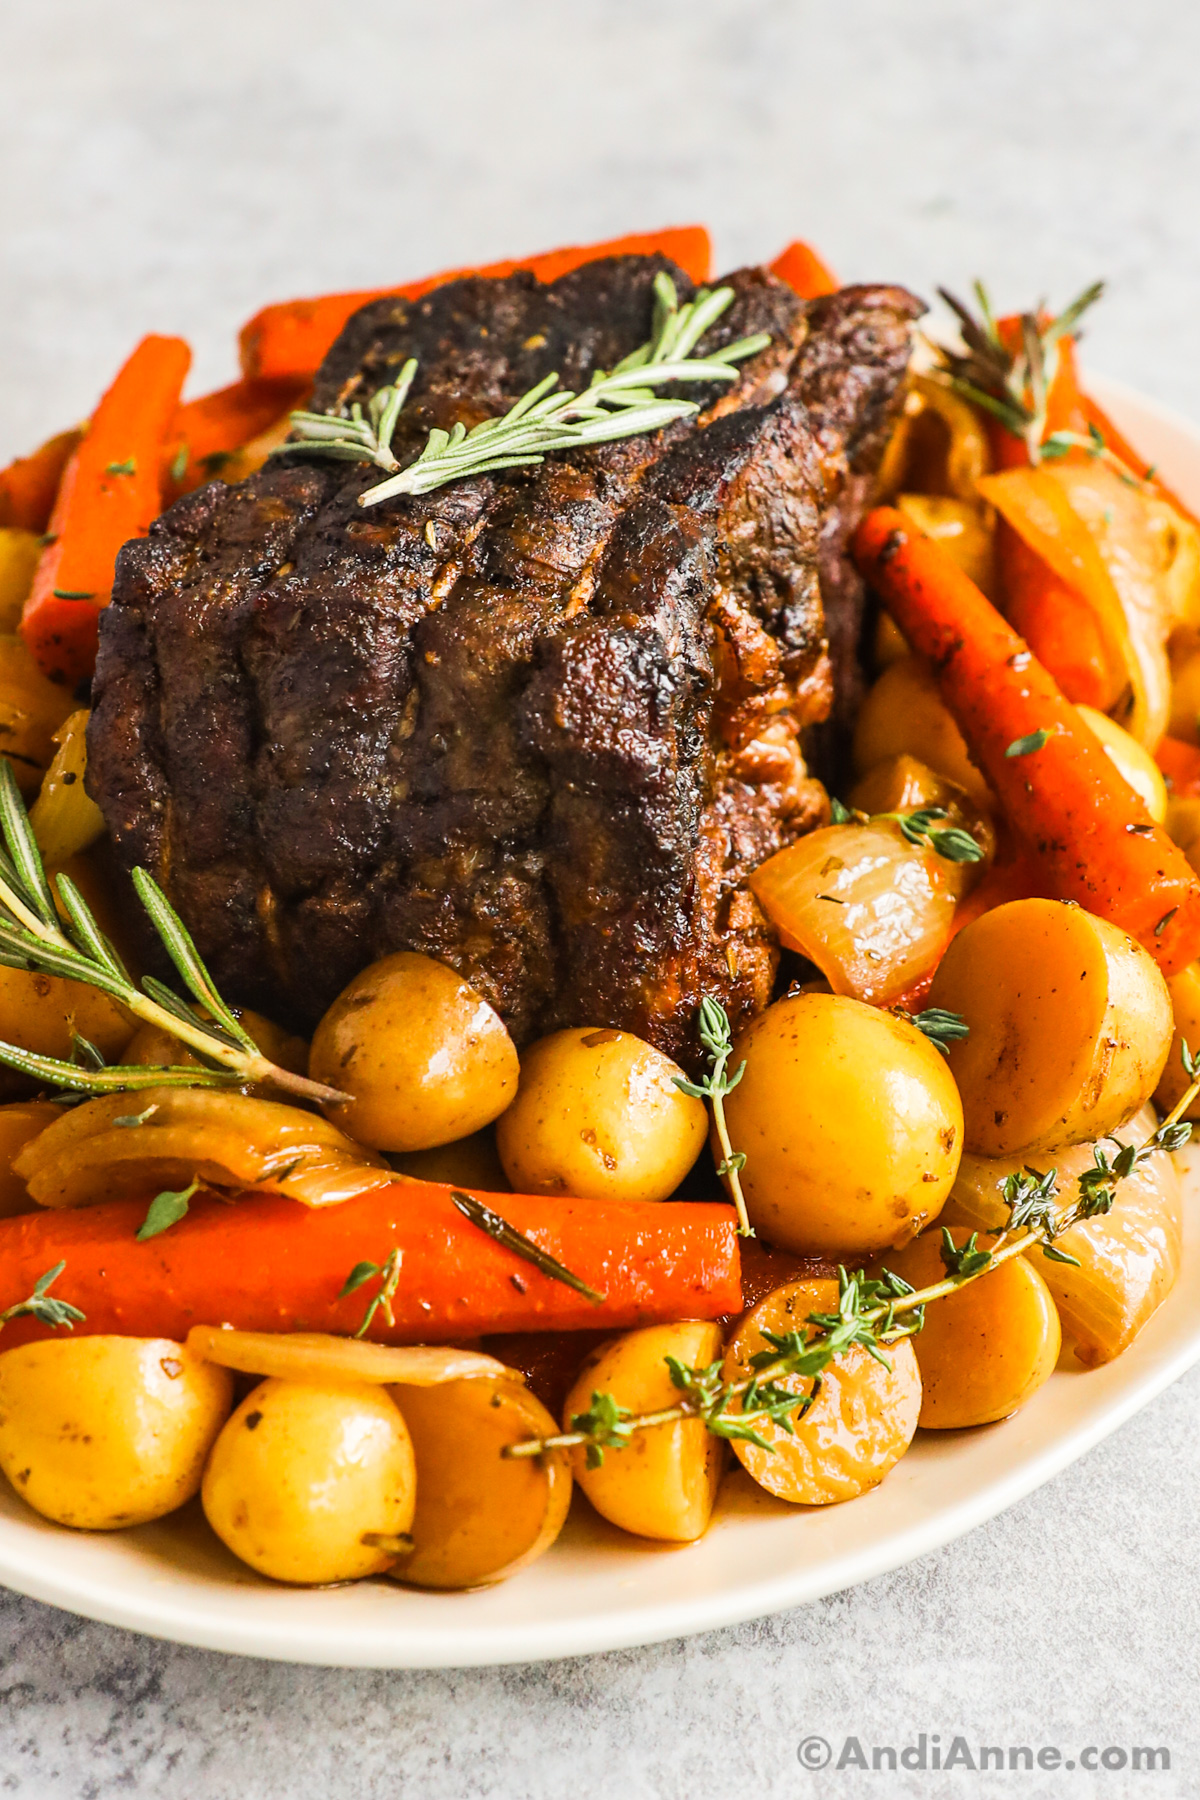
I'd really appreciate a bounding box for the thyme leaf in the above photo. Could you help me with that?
[0,1261,85,1334]
[136,1179,200,1242]
[673,996,753,1236]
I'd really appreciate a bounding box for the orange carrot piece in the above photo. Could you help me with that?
[994,515,1124,711]
[0,1181,741,1351]
[769,240,839,299]
[985,321,1090,469]
[1156,736,1200,799]
[852,506,1200,975]
[21,336,191,687]
[239,225,714,383]
[163,375,309,498]
[0,428,84,534]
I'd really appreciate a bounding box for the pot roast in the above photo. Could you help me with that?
[86,255,922,1062]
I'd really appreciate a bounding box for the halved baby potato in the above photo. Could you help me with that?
[928,898,1173,1157]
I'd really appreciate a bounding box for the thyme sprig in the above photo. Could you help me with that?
[0,760,347,1106]
[0,1262,84,1334]
[830,796,984,864]
[1040,420,1156,492]
[277,275,771,504]
[935,279,1104,464]
[674,997,753,1237]
[340,1249,403,1338]
[510,1041,1200,1465]
[897,1007,971,1057]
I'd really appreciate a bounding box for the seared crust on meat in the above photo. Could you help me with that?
[88,256,921,1062]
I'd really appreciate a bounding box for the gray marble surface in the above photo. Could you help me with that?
[2,1,1200,1793]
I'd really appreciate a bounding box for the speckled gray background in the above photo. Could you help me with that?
[2,2,1199,1794]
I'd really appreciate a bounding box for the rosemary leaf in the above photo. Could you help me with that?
[450,1190,605,1304]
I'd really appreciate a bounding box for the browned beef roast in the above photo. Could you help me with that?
[87,256,922,1063]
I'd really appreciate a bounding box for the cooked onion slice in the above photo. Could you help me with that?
[186,1327,510,1386]
[13,1087,391,1210]
[749,821,965,1006]
[945,1105,1181,1366]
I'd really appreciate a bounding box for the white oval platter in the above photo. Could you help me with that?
[0,373,1197,1669]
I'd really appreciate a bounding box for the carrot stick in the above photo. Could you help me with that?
[0,428,84,534]
[769,240,839,298]
[993,514,1124,711]
[852,506,1200,975]
[1156,736,1200,799]
[0,1181,742,1351]
[239,226,713,383]
[163,375,309,499]
[21,335,191,687]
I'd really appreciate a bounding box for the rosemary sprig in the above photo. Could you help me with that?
[0,1262,84,1334]
[674,997,752,1237]
[449,1190,605,1304]
[510,1044,1200,1465]
[935,278,1105,464]
[0,761,347,1105]
[276,274,771,504]
[830,796,983,864]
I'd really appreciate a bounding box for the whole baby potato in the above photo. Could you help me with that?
[309,952,519,1153]
[0,1337,233,1529]
[496,1028,706,1203]
[202,1379,416,1585]
[722,993,963,1257]
[928,898,1172,1157]
[563,1321,727,1542]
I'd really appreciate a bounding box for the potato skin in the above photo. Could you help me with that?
[309,952,519,1153]
[0,1100,60,1218]
[721,993,963,1257]
[723,1280,921,1503]
[929,898,1173,1157]
[880,1228,1061,1428]
[201,1379,416,1585]
[0,1337,232,1529]
[496,1029,706,1203]
[389,1377,571,1589]
[563,1321,726,1542]
[853,655,989,803]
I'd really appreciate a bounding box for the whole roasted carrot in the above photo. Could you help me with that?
[853,506,1200,975]
[769,239,839,299]
[163,375,309,498]
[0,428,84,534]
[0,1182,742,1351]
[21,335,191,686]
[239,225,713,383]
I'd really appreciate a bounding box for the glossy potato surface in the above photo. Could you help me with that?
[389,1376,571,1588]
[929,898,1173,1157]
[563,1322,726,1542]
[1155,961,1200,1119]
[721,993,963,1256]
[0,1100,60,1217]
[852,655,989,803]
[309,952,519,1152]
[497,1028,706,1203]
[723,1281,921,1503]
[201,1379,416,1585]
[879,1229,1061,1427]
[0,1337,232,1529]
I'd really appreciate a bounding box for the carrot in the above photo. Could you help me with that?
[163,375,309,499]
[852,506,1200,975]
[985,319,1090,470]
[21,335,191,687]
[769,240,839,299]
[239,225,714,383]
[1156,736,1200,799]
[0,1181,742,1351]
[993,514,1124,711]
[0,428,84,534]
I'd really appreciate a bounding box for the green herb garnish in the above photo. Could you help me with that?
[449,1191,605,1304]
[0,1261,85,1334]
[136,1179,200,1242]
[674,996,753,1236]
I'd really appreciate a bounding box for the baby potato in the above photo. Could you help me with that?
[928,898,1173,1157]
[0,635,75,796]
[879,1228,1061,1428]
[852,655,990,803]
[28,710,106,865]
[0,960,133,1078]
[123,1006,309,1080]
[391,1127,510,1192]
[1155,960,1200,1119]
[388,1376,571,1588]
[0,1337,232,1529]
[1075,705,1167,822]
[721,993,962,1257]
[309,952,519,1153]
[723,1280,921,1503]
[0,1100,59,1217]
[496,1028,706,1203]
[201,1379,416,1585]
[563,1322,726,1542]
[0,530,40,634]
